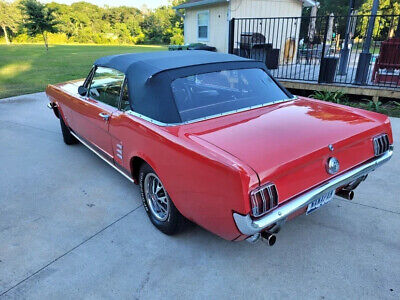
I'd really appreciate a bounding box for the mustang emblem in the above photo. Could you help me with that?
[326,157,340,175]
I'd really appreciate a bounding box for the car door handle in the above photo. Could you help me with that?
[99,112,110,121]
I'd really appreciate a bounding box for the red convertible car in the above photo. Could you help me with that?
[46,51,393,245]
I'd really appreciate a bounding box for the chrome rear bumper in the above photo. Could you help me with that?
[233,148,393,236]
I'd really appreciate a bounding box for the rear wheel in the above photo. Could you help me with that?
[60,116,78,145]
[139,163,185,235]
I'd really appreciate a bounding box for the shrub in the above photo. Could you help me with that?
[170,27,183,45]
[309,90,348,104]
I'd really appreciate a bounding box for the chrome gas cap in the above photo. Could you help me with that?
[326,157,340,175]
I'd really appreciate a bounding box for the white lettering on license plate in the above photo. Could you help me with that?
[306,190,335,215]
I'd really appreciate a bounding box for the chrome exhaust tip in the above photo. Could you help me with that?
[335,189,354,200]
[261,231,277,246]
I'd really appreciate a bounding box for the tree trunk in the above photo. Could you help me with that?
[326,13,335,45]
[43,32,48,51]
[308,5,318,43]
[2,25,10,44]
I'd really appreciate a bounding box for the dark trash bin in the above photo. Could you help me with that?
[318,57,339,83]
[250,43,272,62]
[266,48,280,70]
[249,44,279,70]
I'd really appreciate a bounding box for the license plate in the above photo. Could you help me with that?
[306,190,335,215]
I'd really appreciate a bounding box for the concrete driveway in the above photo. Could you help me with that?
[0,93,399,299]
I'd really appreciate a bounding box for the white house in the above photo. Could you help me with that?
[174,0,317,53]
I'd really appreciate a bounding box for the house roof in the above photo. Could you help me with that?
[174,0,317,10]
[174,0,227,10]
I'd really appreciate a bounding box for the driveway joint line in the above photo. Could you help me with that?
[0,204,143,297]
[0,92,44,102]
[337,198,400,215]
[0,120,59,135]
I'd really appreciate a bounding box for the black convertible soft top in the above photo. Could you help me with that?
[94,51,291,124]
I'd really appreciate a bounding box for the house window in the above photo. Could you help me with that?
[197,11,209,41]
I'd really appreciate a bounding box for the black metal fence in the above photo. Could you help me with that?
[228,14,400,88]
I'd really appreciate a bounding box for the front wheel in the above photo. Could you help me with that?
[59,116,78,145]
[139,163,185,235]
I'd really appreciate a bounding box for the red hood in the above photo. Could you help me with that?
[179,97,392,202]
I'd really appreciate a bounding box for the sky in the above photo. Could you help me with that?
[41,0,171,9]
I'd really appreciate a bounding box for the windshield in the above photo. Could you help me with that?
[171,68,290,122]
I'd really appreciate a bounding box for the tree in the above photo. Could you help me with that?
[301,0,364,40]
[170,25,183,45]
[4,0,187,45]
[170,0,184,44]
[316,0,363,17]
[20,0,58,50]
[141,1,184,44]
[105,6,145,43]
[358,0,400,39]
[0,0,21,44]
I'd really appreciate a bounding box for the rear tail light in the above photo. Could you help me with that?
[373,134,390,156]
[250,183,278,217]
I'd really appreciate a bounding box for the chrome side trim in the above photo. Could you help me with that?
[125,96,297,127]
[125,110,181,127]
[70,131,134,183]
[234,147,393,235]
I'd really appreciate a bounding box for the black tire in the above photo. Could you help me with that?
[139,163,185,235]
[60,116,78,145]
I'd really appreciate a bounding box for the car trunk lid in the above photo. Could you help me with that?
[185,98,390,203]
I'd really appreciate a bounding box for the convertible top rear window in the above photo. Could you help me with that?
[171,68,289,122]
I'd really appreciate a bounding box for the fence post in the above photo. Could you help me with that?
[228,18,235,54]
[318,15,330,83]
[396,17,400,38]
[338,0,355,75]
[354,0,380,85]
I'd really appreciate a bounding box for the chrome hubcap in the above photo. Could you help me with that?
[144,173,170,221]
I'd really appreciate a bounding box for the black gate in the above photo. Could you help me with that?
[228,15,400,88]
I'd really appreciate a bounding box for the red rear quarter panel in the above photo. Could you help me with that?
[47,83,258,240]
[109,113,259,241]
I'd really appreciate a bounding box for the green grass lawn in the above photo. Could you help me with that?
[0,44,167,99]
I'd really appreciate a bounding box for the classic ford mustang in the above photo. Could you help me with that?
[46,51,393,245]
